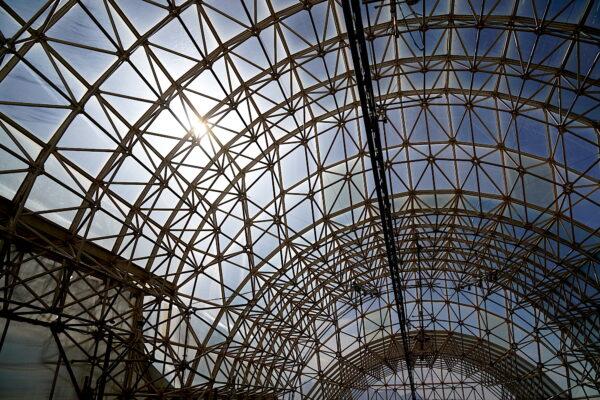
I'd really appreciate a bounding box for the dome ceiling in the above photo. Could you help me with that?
[0,0,599,399]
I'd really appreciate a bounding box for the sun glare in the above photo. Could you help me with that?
[191,116,209,138]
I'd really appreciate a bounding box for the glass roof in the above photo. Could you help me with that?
[0,0,599,398]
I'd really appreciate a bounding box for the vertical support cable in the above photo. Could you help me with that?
[341,1,417,399]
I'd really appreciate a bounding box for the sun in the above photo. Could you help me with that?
[190,116,209,138]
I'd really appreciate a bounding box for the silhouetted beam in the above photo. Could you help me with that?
[0,195,177,299]
[341,1,416,399]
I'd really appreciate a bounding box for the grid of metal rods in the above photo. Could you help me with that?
[0,0,599,399]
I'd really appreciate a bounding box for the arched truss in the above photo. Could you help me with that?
[0,0,598,399]
[307,331,566,399]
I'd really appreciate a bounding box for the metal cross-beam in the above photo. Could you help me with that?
[0,196,177,299]
[341,1,416,399]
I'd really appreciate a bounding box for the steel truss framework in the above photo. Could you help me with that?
[0,0,598,399]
